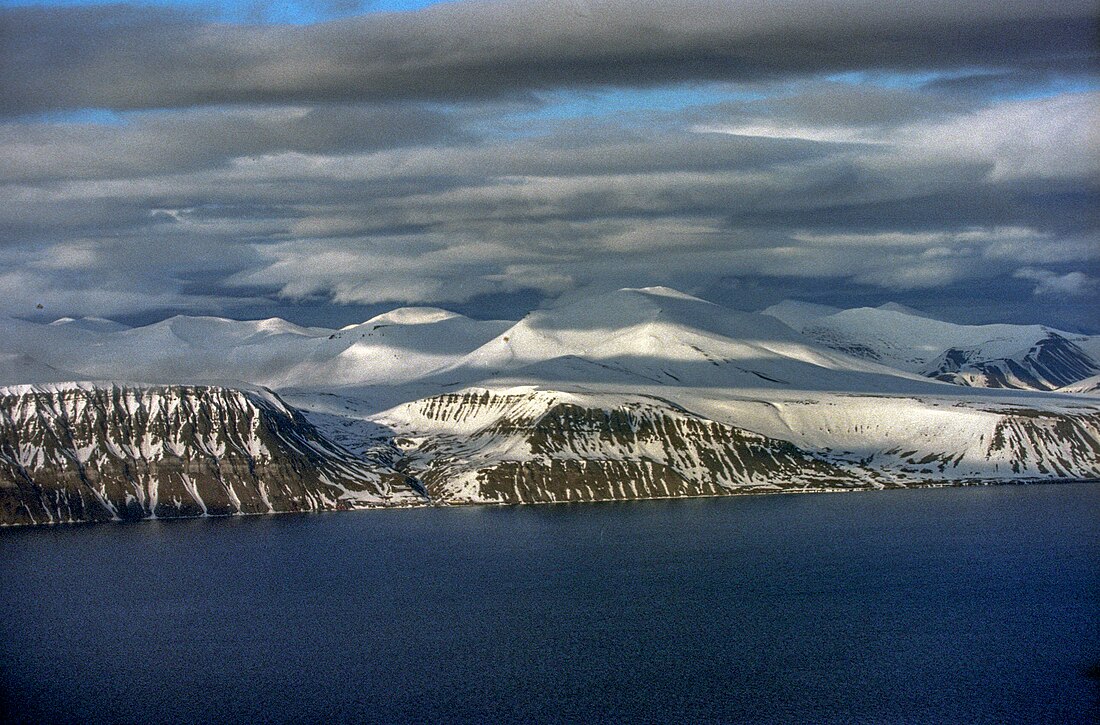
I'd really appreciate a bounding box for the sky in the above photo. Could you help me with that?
[1,0,1097,330]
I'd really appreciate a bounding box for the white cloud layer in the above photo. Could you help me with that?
[1014,268,1097,298]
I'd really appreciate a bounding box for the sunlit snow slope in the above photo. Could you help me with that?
[0,309,510,389]
[763,300,1100,390]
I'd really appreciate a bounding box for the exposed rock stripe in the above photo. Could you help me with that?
[0,383,424,525]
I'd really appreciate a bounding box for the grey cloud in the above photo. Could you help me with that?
[0,82,1096,326]
[0,237,271,320]
[921,58,1099,98]
[0,119,868,246]
[0,114,836,187]
[227,223,1083,314]
[689,84,981,129]
[1,0,1095,115]
[0,104,470,182]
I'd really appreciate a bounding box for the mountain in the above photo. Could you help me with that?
[371,388,1100,505]
[302,404,1100,512]
[0,309,510,389]
[1,288,1097,525]
[277,309,512,388]
[755,300,841,331]
[444,287,940,393]
[921,334,1098,390]
[1060,374,1100,394]
[762,301,1100,391]
[0,353,77,386]
[378,389,868,504]
[348,289,1100,505]
[0,383,424,525]
[48,316,130,333]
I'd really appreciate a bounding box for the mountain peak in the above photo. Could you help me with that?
[760,300,842,330]
[364,307,464,326]
[619,286,707,302]
[48,316,129,333]
[876,302,934,319]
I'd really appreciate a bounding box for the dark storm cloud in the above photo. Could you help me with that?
[8,70,1073,240]
[1,0,1095,115]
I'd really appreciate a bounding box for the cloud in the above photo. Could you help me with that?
[0,90,1096,321]
[889,93,1100,182]
[1014,268,1098,298]
[229,237,573,305]
[1,0,1095,115]
[0,3,1096,329]
[0,104,471,183]
[0,265,256,320]
[696,91,1100,181]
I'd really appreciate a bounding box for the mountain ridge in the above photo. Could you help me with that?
[1,287,1097,525]
[762,299,1099,391]
[0,382,424,525]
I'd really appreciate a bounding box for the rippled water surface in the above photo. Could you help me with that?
[2,483,1098,723]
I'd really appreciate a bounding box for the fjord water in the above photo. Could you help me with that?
[2,485,1098,723]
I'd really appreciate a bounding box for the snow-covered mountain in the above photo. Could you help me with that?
[0,353,77,386]
[451,287,919,388]
[0,383,424,525]
[0,309,510,389]
[48,316,131,334]
[376,389,867,504]
[1,288,1097,525]
[1059,374,1100,395]
[371,387,1100,505]
[762,300,1100,391]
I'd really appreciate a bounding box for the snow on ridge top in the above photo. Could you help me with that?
[250,317,315,334]
[160,313,233,325]
[47,316,130,332]
[364,307,465,326]
[826,306,1054,340]
[760,300,842,329]
[0,380,149,396]
[49,316,117,325]
[0,379,290,409]
[1059,374,1100,394]
[876,302,934,319]
[376,383,663,435]
[621,286,710,303]
[161,314,312,334]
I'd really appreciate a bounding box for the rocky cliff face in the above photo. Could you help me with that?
[4,382,1098,526]
[0,383,424,525]
[376,389,1100,505]
[923,334,1099,390]
[379,390,875,504]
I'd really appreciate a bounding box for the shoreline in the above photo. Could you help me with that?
[4,476,1097,529]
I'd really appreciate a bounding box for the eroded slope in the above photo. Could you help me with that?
[0,383,424,525]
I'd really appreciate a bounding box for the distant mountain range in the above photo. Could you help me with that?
[2,288,1097,525]
[762,300,1100,391]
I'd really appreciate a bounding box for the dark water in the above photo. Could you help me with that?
[2,484,1098,724]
